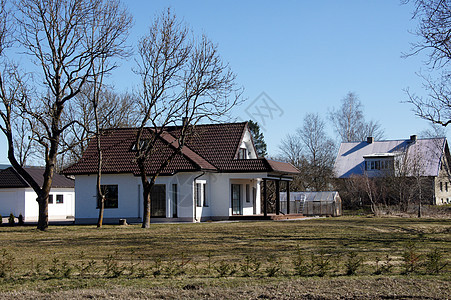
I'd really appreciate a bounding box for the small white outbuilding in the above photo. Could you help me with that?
[0,167,75,221]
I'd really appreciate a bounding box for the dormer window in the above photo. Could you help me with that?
[238,148,247,159]
[131,139,149,151]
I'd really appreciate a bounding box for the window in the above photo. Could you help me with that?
[231,184,241,215]
[194,182,208,207]
[56,194,63,204]
[48,194,53,204]
[203,183,208,207]
[371,161,375,170]
[97,185,118,209]
[375,161,380,170]
[440,182,443,192]
[446,182,449,192]
[195,183,202,207]
[238,148,247,159]
[151,184,166,217]
[245,184,250,203]
[131,139,149,151]
[172,184,177,218]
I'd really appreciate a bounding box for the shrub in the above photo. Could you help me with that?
[0,249,14,278]
[312,250,331,277]
[402,241,422,274]
[264,255,280,277]
[103,254,124,278]
[240,255,261,277]
[292,245,309,276]
[214,260,237,277]
[18,214,24,226]
[345,251,363,275]
[373,254,393,275]
[8,213,14,226]
[425,248,447,275]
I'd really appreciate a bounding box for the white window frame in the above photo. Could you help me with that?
[194,180,208,207]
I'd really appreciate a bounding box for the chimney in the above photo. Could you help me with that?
[410,135,417,142]
[367,137,374,144]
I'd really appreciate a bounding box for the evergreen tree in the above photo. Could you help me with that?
[248,120,267,157]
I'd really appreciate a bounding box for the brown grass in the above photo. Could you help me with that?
[0,216,449,299]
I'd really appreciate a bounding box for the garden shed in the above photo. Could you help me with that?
[280,191,342,217]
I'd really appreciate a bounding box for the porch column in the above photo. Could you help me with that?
[263,178,267,217]
[275,180,280,215]
[286,181,290,214]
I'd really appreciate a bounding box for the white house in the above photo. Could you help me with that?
[0,167,75,221]
[63,122,299,224]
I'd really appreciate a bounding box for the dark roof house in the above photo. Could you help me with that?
[0,167,75,221]
[64,122,299,177]
[64,122,299,224]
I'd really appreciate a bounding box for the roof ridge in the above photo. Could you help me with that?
[159,131,217,171]
[340,137,446,144]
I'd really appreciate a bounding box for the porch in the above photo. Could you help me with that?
[229,213,304,221]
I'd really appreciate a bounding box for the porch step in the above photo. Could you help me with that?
[229,214,304,221]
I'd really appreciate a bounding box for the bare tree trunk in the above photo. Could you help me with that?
[96,148,104,227]
[142,181,151,228]
[37,194,48,231]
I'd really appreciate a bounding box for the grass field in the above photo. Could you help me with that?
[0,216,449,299]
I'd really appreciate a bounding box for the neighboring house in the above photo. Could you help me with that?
[0,167,75,221]
[63,122,299,224]
[334,135,451,205]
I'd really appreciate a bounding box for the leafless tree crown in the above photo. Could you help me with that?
[329,92,385,142]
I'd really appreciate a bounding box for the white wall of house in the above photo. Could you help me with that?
[24,188,74,221]
[74,171,264,223]
[239,129,258,159]
[0,187,74,221]
[0,189,25,217]
[75,173,141,223]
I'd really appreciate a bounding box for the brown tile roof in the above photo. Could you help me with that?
[0,167,74,189]
[266,159,300,174]
[63,122,300,176]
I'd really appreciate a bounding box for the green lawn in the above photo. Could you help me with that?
[0,216,449,299]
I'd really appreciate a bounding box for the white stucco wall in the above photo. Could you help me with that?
[0,187,74,221]
[24,188,74,221]
[196,172,263,219]
[74,171,264,223]
[239,129,258,159]
[75,174,142,221]
[0,189,25,217]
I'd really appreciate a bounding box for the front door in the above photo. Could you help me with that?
[151,184,166,217]
[231,184,241,215]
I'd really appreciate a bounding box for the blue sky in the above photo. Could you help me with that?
[0,0,443,164]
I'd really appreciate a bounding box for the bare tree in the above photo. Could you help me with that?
[279,113,335,191]
[134,9,241,228]
[420,122,447,138]
[298,113,336,191]
[57,86,139,170]
[0,0,132,231]
[404,0,451,126]
[329,92,385,142]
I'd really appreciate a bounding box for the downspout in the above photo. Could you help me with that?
[193,171,205,222]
